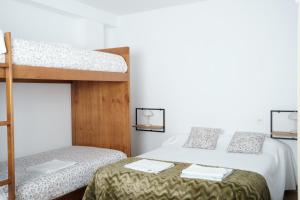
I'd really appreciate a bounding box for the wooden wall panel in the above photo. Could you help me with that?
[71,81,131,156]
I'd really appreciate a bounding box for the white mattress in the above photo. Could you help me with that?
[0,146,126,200]
[138,134,297,200]
[0,38,128,72]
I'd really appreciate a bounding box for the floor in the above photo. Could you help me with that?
[284,191,298,200]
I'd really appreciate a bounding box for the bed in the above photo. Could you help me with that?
[0,146,126,200]
[83,133,297,200]
[0,32,131,200]
[0,38,128,73]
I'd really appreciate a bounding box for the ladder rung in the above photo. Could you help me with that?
[0,121,10,126]
[0,179,10,186]
[0,63,9,68]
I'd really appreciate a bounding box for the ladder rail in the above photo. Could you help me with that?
[3,32,15,200]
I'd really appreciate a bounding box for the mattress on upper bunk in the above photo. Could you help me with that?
[0,38,128,73]
[0,146,127,200]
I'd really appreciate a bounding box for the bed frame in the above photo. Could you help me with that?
[0,32,131,200]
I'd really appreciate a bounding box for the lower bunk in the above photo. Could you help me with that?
[0,146,126,200]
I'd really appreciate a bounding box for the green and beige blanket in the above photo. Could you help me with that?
[83,158,270,200]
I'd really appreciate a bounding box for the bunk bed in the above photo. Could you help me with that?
[0,32,131,200]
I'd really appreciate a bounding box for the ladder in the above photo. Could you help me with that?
[0,32,15,200]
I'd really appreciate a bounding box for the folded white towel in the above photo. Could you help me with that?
[181,164,233,181]
[181,173,231,181]
[124,159,174,174]
[27,159,77,174]
[0,30,6,54]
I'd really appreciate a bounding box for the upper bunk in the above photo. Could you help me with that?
[0,32,129,82]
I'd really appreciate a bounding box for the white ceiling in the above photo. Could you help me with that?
[77,0,204,15]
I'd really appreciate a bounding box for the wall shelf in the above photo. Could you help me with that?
[134,108,165,132]
[270,110,297,140]
[271,131,297,140]
[133,124,164,130]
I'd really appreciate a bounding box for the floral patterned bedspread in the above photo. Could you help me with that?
[0,38,128,72]
[0,146,126,200]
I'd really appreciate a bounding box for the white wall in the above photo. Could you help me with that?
[109,0,298,156]
[0,0,108,49]
[0,0,297,161]
[0,0,111,160]
[0,0,77,47]
[0,84,71,160]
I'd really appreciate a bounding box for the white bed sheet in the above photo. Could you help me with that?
[0,38,127,72]
[0,146,126,200]
[138,134,297,200]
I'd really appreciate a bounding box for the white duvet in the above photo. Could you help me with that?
[0,36,127,72]
[139,134,297,200]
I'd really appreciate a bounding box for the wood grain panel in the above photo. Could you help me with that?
[98,47,131,155]
[71,81,131,156]
[72,47,131,156]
